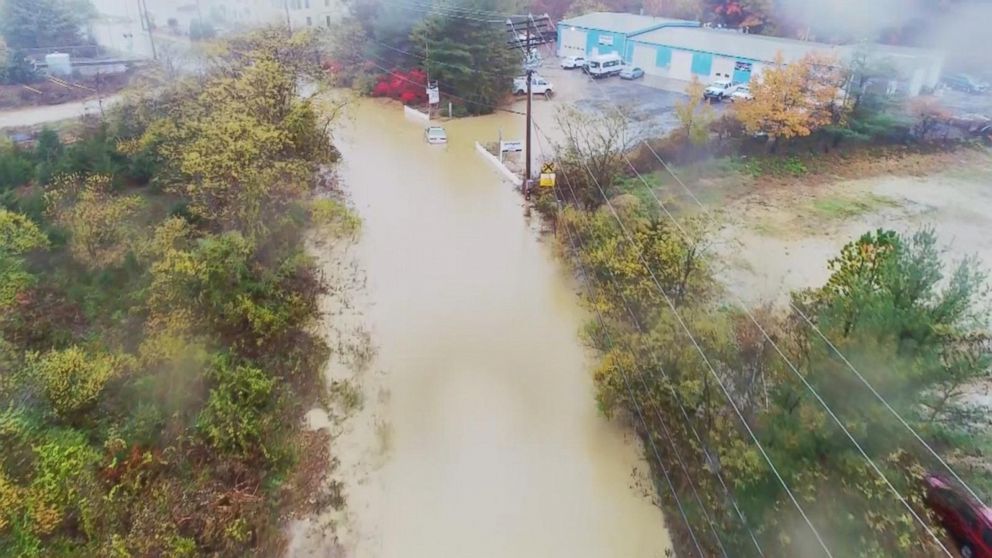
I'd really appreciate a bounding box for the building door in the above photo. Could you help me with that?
[732,60,753,84]
[670,50,692,81]
[558,27,586,57]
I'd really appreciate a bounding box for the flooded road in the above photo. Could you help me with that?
[322,98,671,557]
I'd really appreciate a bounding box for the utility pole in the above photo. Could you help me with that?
[284,0,292,33]
[506,14,552,199]
[525,22,532,197]
[138,0,157,60]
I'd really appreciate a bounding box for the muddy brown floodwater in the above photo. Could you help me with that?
[302,97,673,557]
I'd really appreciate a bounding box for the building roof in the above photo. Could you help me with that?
[632,26,851,63]
[559,12,694,34]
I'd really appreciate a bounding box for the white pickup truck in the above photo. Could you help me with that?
[512,75,554,96]
[702,79,741,101]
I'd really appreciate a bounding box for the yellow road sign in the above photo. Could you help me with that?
[540,173,556,187]
[541,162,554,174]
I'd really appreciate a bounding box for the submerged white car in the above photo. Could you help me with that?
[425,126,447,144]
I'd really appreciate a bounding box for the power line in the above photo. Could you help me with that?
[534,131,757,557]
[533,140,709,558]
[375,0,508,23]
[533,120,836,558]
[566,61,956,556]
[535,129,765,557]
[648,129,992,510]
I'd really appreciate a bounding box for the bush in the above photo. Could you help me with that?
[189,19,216,40]
[28,346,121,418]
[0,147,32,190]
[196,356,276,458]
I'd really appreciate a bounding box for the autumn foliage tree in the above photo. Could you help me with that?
[734,52,848,150]
[674,77,716,145]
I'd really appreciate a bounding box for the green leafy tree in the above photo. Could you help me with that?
[675,77,716,145]
[196,356,275,457]
[0,208,49,308]
[44,174,143,269]
[410,0,521,115]
[0,0,93,49]
[28,346,122,418]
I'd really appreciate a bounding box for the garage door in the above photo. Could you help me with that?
[631,44,655,74]
[712,55,735,80]
[670,50,692,81]
[558,27,586,58]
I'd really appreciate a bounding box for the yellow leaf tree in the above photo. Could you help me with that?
[734,52,849,150]
[44,174,143,269]
[674,77,716,146]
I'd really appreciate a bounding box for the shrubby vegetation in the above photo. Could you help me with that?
[0,29,350,556]
[537,112,991,556]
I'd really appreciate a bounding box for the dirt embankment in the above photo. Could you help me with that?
[700,148,992,306]
[0,71,133,111]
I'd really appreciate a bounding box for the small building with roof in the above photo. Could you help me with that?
[557,12,943,96]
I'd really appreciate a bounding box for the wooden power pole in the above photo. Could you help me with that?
[505,15,553,198]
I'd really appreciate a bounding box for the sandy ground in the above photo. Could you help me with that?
[709,160,992,306]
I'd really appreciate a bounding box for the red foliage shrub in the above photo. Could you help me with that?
[370,68,428,105]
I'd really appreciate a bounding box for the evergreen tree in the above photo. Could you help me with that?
[410,0,521,115]
[0,0,93,50]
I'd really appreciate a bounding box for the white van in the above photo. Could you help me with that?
[584,53,623,79]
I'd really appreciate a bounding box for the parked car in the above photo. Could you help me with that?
[703,79,740,101]
[512,75,553,96]
[584,53,623,79]
[561,56,586,70]
[424,126,447,144]
[943,73,990,94]
[619,66,644,80]
[924,473,992,558]
[729,84,753,102]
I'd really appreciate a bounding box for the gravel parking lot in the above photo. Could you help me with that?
[532,60,729,141]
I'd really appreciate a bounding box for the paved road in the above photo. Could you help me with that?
[0,95,121,129]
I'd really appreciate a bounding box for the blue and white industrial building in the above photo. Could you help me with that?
[557,12,943,96]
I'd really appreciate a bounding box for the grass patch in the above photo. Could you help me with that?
[738,155,808,178]
[808,193,898,220]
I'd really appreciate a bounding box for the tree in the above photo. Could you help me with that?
[0,0,93,49]
[140,33,335,234]
[674,77,716,145]
[189,19,217,41]
[196,355,276,457]
[553,105,633,210]
[704,0,772,28]
[44,173,143,268]
[28,346,122,418]
[564,0,609,17]
[642,0,701,18]
[410,0,521,115]
[0,207,49,308]
[907,96,950,141]
[734,52,848,150]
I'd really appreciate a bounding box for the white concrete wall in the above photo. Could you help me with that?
[670,50,692,81]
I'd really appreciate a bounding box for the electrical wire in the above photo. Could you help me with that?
[532,138,710,558]
[561,57,957,556]
[534,128,766,557]
[641,130,992,511]
[533,119,836,557]
[534,130,758,557]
